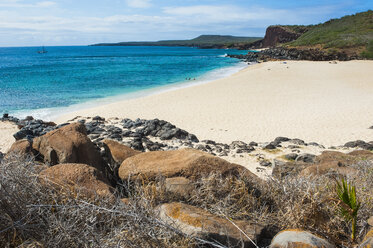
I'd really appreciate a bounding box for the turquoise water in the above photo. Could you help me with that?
[0,46,247,119]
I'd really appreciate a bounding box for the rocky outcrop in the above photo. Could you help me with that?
[270,229,334,248]
[39,163,114,199]
[262,26,308,48]
[157,202,266,247]
[229,47,361,62]
[118,148,258,182]
[32,123,105,173]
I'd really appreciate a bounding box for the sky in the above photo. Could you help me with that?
[0,0,371,47]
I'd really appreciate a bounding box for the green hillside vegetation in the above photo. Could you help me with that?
[92,35,262,48]
[288,10,373,58]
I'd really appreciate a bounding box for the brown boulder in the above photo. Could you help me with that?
[299,161,357,178]
[6,139,33,156]
[103,139,140,175]
[157,202,266,247]
[32,123,105,172]
[316,151,373,165]
[39,163,114,200]
[118,149,258,182]
[270,229,334,248]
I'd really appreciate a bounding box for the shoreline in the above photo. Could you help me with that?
[55,60,373,147]
[11,61,249,121]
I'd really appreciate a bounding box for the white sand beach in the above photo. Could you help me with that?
[56,60,373,147]
[0,122,19,153]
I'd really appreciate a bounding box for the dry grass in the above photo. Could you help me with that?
[0,155,209,248]
[1,154,373,247]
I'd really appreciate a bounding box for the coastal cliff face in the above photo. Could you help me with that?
[261,26,309,48]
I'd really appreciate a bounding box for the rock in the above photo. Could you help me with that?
[316,151,373,164]
[13,129,34,140]
[299,161,357,178]
[264,143,277,150]
[164,177,194,198]
[270,229,334,248]
[157,202,266,247]
[103,139,140,168]
[249,141,258,147]
[344,140,373,150]
[92,116,105,122]
[0,152,4,161]
[273,137,290,144]
[39,163,114,200]
[6,139,33,156]
[359,229,373,248]
[284,153,298,161]
[260,160,272,167]
[118,149,258,182]
[296,153,316,163]
[230,141,248,150]
[289,139,306,146]
[3,113,9,118]
[32,123,105,173]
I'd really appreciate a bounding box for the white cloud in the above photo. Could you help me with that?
[125,0,151,8]
[36,1,56,7]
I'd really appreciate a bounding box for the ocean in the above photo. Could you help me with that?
[0,46,247,120]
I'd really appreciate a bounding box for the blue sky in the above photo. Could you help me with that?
[0,0,371,46]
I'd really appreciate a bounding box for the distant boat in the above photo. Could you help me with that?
[37,46,48,54]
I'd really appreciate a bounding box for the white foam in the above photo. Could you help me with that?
[13,61,249,121]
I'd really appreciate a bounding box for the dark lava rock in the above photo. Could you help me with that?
[260,160,272,167]
[92,116,105,122]
[0,152,4,161]
[296,153,316,163]
[230,141,248,150]
[2,113,9,119]
[369,126,373,129]
[274,137,290,144]
[202,140,216,145]
[249,141,258,147]
[344,140,373,150]
[264,142,277,150]
[13,129,34,140]
[289,138,306,146]
[285,153,298,161]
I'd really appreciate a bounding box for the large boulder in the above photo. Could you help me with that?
[300,150,373,177]
[102,139,140,174]
[32,123,105,172]
[299,161,357,178]
[6,139,33,156]
[118,149,258,181]
[270,229,334,248]
[157,202,266,248]
[39,163,114,200]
